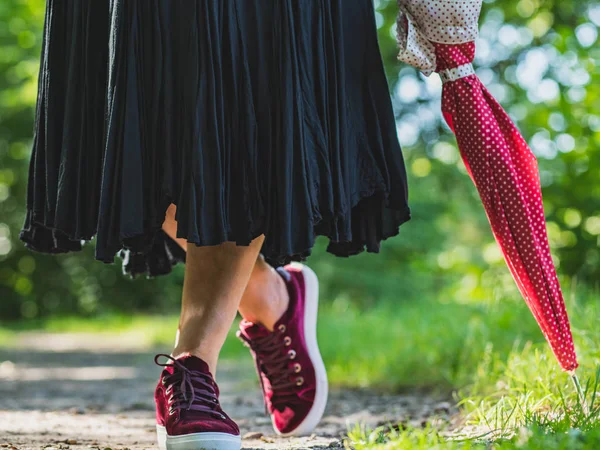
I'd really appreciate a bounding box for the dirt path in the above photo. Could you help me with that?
[0,333,456,450]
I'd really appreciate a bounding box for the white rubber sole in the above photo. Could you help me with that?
[156,424,241,450]
[274,263,329,437]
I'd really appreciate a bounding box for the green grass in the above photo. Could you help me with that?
[347,420,600,449]
[338,287,600,448]
[347,367,600,449]
[2,286,599,448]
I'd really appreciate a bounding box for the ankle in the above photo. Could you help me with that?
[172,321,222,371]
[170,348,218,372]
[239,266,290,331]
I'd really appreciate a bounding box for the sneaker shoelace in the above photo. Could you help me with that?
[154,354,225,419]
[237,328,304,412]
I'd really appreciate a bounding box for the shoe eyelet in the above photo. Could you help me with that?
[165,386,172,394]
[161,377,168,386]
[168,408,175,416]
[278,324,287,333]
[296,377,304,386]
[284,336,292,346]
[288,349,296,360]
[294,363,302,373]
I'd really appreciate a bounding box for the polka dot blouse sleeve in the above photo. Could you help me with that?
[396,0,483,75]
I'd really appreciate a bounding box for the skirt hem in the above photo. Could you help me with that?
[19,189,411,278]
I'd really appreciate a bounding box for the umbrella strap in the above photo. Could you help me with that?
[438,63,475,83]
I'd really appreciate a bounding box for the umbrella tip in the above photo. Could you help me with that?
[571,372,590,416]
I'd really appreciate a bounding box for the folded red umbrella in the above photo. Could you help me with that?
[397,0,578,373]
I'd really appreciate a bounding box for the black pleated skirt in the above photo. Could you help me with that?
[19,0,411,278]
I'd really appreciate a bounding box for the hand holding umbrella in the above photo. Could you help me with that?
[395,0,579,377]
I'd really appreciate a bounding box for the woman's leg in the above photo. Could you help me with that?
[163,204,188,251]
[163,204,327,437]
[174,233,264,372]
[163,204,289,335]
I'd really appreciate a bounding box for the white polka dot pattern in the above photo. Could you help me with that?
[396,7,437,75]
[397,0,482,75]
[442,69,578,372]
[395,2,579,373]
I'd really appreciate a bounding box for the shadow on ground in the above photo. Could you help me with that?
[0,333,455,449]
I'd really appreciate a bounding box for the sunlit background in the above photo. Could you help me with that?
[1,1,600,447]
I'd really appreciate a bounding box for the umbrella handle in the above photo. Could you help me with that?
[570,372,589,415]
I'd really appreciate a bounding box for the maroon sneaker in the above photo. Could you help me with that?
[154,354,241,450]
[237,263,328,436]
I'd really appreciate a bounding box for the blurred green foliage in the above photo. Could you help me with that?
[0,0,598,320]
